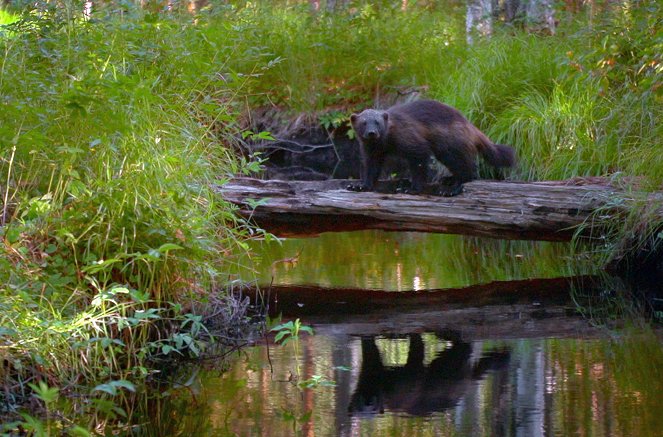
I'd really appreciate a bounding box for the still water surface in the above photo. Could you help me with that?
[191,331,661,437]
[158,231,661,436]
[236,230,594,290]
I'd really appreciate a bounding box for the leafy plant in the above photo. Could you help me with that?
[270,318,314,346]
[298,375,336,389]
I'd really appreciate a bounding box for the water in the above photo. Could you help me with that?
[159,330,662,437]
[151,231,662,436]
[235,230,592,290]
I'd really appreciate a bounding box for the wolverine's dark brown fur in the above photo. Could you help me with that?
[349,100,515,196]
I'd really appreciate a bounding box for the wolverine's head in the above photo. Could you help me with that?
[350,109,389,143]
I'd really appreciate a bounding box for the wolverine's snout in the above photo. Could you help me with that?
[365,130,379,140]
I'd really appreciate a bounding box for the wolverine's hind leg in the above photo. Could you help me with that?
[433,144,477,197]
[405,155,429,194]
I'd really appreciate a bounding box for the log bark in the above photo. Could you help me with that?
[218,177,661,241]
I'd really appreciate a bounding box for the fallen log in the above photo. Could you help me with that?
[218,177,661,241]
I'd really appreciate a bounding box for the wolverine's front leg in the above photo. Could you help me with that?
[347,151,384,192]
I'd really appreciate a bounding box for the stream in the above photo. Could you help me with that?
[146,232,662,436]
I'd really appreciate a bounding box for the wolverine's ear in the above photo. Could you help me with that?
[382,112,389,122]
[350,113,358,124]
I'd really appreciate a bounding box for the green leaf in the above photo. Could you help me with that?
[274,330,289,343]
[270,321,294,332]
[0,327,17,337]
[298,326,314,335]
[68,425,92,437]
[18,413,46,435]
[162,344,179,355]
[133,309,161,320]
[157,243,183,253]
[110,380,136,392]
[82,258,122,274]
[92,384,118,396]
[246,197,270,209]
[255,131,275,141]
[5,227,21,244]
[28,381,59,404]
[92,380,136,396]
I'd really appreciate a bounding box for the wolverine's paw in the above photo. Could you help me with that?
[438,184,464,197]
[347,184,367,192]
[398,187,423,195]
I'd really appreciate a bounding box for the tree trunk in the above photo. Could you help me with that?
[524,0,556,34]
[466,0,494,44]
[504,0,523,24]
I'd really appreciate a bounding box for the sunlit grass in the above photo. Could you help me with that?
[0,8,19,26]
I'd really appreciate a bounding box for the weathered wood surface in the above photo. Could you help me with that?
[218,177,660,241]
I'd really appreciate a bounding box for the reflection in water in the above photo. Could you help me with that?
[235,231,595,291]
[155,329,662,437]
[132,230,661,435]
[348,333,510,417]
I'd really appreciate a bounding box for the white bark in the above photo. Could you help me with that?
[466,0,494,44]
[524,0,556,34]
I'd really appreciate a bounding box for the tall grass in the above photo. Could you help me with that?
[0,4,273,431]
[216,1,660,186]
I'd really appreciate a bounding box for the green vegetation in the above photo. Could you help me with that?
[271,318,314,347]
[0,2,271,432]
[226,2,661,184]
[0,0,660,432]
[0,8,18,26]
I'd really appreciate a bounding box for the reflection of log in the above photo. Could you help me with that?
[242,276,603,340]
[219,177,659,241]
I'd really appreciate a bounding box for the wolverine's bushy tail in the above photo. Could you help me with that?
[482,143,516,168]
[475,130,516,168]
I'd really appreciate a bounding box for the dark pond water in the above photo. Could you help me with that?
[150,231,662,436]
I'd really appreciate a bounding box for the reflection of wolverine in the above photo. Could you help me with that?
[349,100,516,196]
[349,333,510,416]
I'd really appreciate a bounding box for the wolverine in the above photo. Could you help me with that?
[348,100,515,196]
